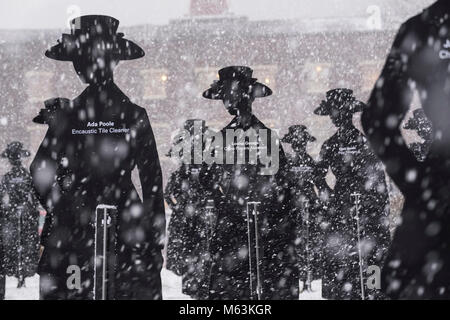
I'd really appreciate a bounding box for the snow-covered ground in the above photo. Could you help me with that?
[5,276,39,300]
[5,270,323,300]
[298,280,324,300]
[4,269,190,300]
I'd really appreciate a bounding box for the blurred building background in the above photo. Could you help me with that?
[0,0,435,223]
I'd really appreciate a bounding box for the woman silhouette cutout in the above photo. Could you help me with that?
[362,1,450,299]
[165,119,217,300]
[281,125,324,292]
[31,15,165,300]
[316,89,390,300]
[0,142,40,290]
[200,66,299,300]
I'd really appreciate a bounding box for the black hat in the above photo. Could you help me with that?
[1,142,30,160]
[281,125,316,144]
[167,119,207,157]
[314,88,366,116]
[404,109,432,131]
[46,15,145,61]
[33,98,71,125]
[202,66,272,100]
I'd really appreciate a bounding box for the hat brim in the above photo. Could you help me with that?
[313,100,331,116]
[32,114,46,124]
[1,149,30,159]
[33,98,71,125]
[314,100,366,116]
[281,132,316,144]
[46,34,145,61]
[202,80,273,100]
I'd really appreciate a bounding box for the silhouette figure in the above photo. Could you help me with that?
[200,66,299,300]
[315,89,390,300]
[281,125,324,292]
[362,0,450,299]
[30,15,165,300]
[0,231,3,300]
[403,109,433,162]
[0,142,40,290]
[165,119,218,300]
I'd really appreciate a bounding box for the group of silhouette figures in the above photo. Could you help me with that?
[165,79,393,300]
[1,0,450,300]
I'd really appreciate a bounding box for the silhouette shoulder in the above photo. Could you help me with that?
[395,2,440,47]
[128,104,149,122]
[318,136,335,160]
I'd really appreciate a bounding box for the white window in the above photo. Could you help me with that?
[141,68,168,100]
[252,65,278,89]
[195,67,220,96]
[302,62,332,94]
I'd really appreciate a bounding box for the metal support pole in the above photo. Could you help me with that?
[351,193,365,300]
[302,200,313,292]
[94,204,117,300]
[247,201,262,300]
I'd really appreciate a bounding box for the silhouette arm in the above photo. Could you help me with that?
[136,109,166,251]
[0,178,5,228]
[315,141,333,198]
[164,171,179,209]
[30,129,60,247]
[362,21,420,193]
[25,170,43,216]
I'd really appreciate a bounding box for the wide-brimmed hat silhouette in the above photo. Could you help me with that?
[404,109,432,131]
[33,98,71,125]
[1,141,30,160]
[281,125,316,144]
[167,119,207,157]
[46,15,145,61]
[202,66,272,100]
[314,88,366,116]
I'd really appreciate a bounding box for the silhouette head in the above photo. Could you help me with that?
[404,109,433,141]
[314,88,366,128]
[46,15,145,85]
[281,125,316,151]
[1,141,30,166]
[202,66,272,116]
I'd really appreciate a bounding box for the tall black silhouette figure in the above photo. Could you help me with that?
[403,109,433,162]
[30,15,165,300]
[315,89,390,300]
[200,66,299,300]
[0,142,40,289]
[362,0,450,299]
[0,228,3,300]
[165,119,217,300]
[281,125,324,291]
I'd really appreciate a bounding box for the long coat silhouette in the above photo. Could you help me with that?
[0,230,3,299]
[165,120,217,300]
[281,125,324,287]
[316,89,390,300]
[0,142,40,287]
[362,0,450,299]
[200,66,299,300]
[0,235,3,299]
[30,16,165,300]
